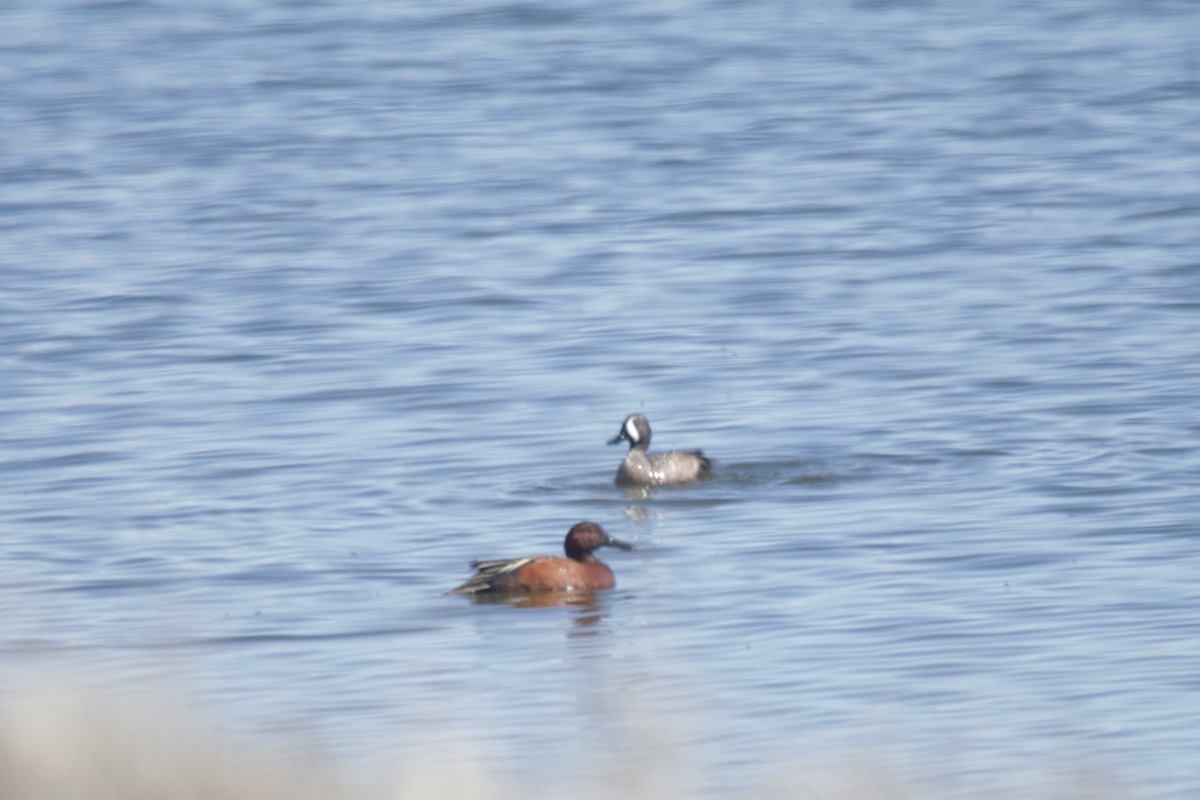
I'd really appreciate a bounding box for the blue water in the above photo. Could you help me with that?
[3,1,1199,797]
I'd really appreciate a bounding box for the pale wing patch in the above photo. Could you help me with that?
[470,557,536,574]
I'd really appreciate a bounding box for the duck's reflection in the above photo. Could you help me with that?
[463,590,607,630]
[621,486,654,505]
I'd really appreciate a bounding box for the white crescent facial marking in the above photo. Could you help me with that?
[625,416,640,443]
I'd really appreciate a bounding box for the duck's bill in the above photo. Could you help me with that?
[605,535,635,551]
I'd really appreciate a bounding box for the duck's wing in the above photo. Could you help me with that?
[449,556,539,594]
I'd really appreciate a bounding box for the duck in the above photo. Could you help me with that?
[607,413,712,486]
[449,521,634,594]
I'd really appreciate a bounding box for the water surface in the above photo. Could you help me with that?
[2,1,1199,797]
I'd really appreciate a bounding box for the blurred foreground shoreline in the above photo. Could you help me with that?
[0,678,1135,800]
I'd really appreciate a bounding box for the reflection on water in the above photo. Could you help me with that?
[456,592,613,638]
[620,486,656,504]
[459,590,605,614]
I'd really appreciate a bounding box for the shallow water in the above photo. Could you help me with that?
[2,1,1199,797]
